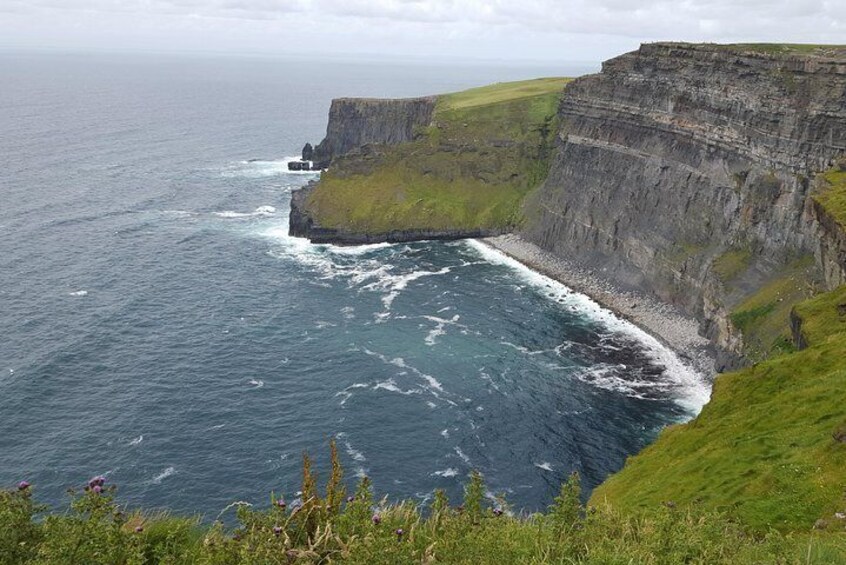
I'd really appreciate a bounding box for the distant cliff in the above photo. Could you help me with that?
[310,97,436,168]
[290,78,569,243]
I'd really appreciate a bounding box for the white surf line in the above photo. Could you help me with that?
[465,239,711,414]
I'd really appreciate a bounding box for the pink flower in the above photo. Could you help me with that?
[17,481,30,491]
[371,513,381,525]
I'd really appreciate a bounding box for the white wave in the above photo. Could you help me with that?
[441,428,449,438]
[454,446,472,466]
[221,156,320,178]
[373,378,420,395]
[344,442,366,462]
[364,349,449,398]
[426,401,437,408]
[151,467,175,484]
[248,379,265,388]
[325,242,393,255]
[574,364,672,399]
[128,435,143,446]
[214,205,277,219]
[68,290,88,297]
[208,424,226,430]
[360,266,453,313]
[422,314,463,346]
[534,462,553,472]
[466,240,710,413]
[420,373,444,392]
[432,468,459,478]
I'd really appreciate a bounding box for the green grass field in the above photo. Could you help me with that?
[303,78,571,235]
[592,285,846,533]
[815,166,846,228]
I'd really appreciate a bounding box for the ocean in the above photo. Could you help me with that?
[0,51,708,517]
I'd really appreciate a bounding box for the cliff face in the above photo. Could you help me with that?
[311,97,436,167]
[521,43,846,368]
[290,78,568,244]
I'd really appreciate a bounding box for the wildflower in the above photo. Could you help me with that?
[493,507,503,517]
[347,496,355,503]
[89,476,106,488]
[135,526,143,533]
[395,528,404,539]
[371,513,381,525]
[17,481,30,491]
[92,485,103,494]
[273,526,282,536]
[276,499,287,509]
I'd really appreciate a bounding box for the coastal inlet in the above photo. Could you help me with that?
[0,152,708,516]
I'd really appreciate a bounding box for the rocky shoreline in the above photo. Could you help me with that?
[481,233,716,379]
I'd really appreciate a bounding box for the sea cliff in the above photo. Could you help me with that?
[290,43,846,371]
[521,42,846,369]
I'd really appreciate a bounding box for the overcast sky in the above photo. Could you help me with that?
[1,0,844,63]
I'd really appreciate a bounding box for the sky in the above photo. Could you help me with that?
[1,0,844,63]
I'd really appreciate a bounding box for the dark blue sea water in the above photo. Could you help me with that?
[0,52,708,518]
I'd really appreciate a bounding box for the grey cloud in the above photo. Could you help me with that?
[2,0,844,60]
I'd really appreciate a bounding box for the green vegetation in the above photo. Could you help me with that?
[728,256,819,360]
[717,43,846,55]
[814,164,846,228]
[791,284,846,346]
[4,456,845,564]
[712,247,753,283]
[592,285,846,533]
[304,78,571,234]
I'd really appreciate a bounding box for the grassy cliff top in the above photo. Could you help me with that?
[721,43,846,56]
[651,41,846,57]
[302,77,570,235]
[438,77,571,111]
[591,285,846,532]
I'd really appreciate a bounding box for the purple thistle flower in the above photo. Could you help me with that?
[92,485,103,494]
[346,496,355,503]
[371,513,381,525]
[272,526,282,536]
[395,528,404,538]
[135,526,143,533]
[17,481,30,491]
[493,507,504,517]
[276,499,287,509]
[88,476,106,489]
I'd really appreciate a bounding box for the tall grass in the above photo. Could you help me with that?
[2,441,844,564]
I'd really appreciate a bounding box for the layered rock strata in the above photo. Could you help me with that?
[521,43,846,368]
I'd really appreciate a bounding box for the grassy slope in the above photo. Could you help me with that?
[815,166,846,228]
[728,256,819,360]
[591,285,846,532]
[303,78,570,234]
